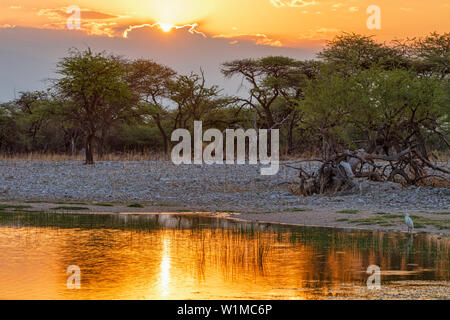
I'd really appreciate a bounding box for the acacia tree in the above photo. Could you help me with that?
[55,48,132,164]
[413,32,450,79]
[169,70,230,131]
[0,103,21,152]
[294,66,449,195]
[11,91,53,151]
[127,59,176,155]
[318,33,410,73]
[222,56,295,128]
[221,56,318,153]
[300,64,363,158]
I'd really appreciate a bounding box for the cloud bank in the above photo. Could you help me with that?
[0,26,319,102]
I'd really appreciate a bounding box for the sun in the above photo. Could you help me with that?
[159,23,174,33]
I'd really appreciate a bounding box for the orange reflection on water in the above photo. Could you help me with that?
[0,214,448,300]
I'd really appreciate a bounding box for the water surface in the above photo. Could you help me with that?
[0,211,448,299]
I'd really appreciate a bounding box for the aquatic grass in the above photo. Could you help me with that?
[52,206,89,211]
[92,203,114,207]
[256,241,270,269]
[348,217,397,227]
[285,208,309,212]
[127,203,144,208]
[409,215,450,230]
[336,209,359,214]
[380,214,404,219]
[378,222,396,227]
[348,214,450,230]
[336,218,349,222]
[0,204,33,211]
[53,201,88,205]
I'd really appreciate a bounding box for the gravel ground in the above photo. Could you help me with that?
[0,160,449,234]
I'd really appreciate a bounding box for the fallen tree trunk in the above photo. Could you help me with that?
[287,147,449,196]
[292,161,358,196]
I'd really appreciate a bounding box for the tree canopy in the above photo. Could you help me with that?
[0,32,447,175]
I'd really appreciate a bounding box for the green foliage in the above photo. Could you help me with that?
[0,32,448,158]
[319,33,411,72]
[56,48,134,163]
[412,32,450,78]
[300,63,449,156]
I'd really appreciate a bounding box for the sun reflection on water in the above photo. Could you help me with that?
[159,236,171,297]
[0,212,448,299]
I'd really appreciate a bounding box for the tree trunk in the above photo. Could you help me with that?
[71,137,76,156]
[287,117,295,154]
[155,115,168,155]
[97,137,104,160]
[97,127,108,160]
[85,133,95,165]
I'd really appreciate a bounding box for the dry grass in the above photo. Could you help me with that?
[0,152,170,162]
[0,150,448,163]
[417,176,450,188]
[431,150,450,162]
[0,151,314,162]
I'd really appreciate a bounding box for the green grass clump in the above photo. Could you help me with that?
[127,203,144,208]
[0,204,33,211]
[348,214,450,230]
[409,215,450,230]
[92,203,114,207]
[428,212,450,215]
[378,222,396,227]
[52,206,89,211]
[53,201,88,205]
[336,209,359,214]
[336,218,349,222]
[286,208,309,212]
[380,214,403,219]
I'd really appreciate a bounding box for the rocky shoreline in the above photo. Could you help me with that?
[0,160,449,234]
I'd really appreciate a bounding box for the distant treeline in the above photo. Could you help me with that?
[0,32,448,164]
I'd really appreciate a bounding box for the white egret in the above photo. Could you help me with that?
[404,213,414,233]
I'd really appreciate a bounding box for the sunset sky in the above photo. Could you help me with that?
[1,0,449,100]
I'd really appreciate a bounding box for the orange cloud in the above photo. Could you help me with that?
[33,7,123,37]
[123,22,206,38]
[38,8,119,20]
[214,33,283,47]
[1,1,449,47]
[0,24,16,28]
[270,0,316,8]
